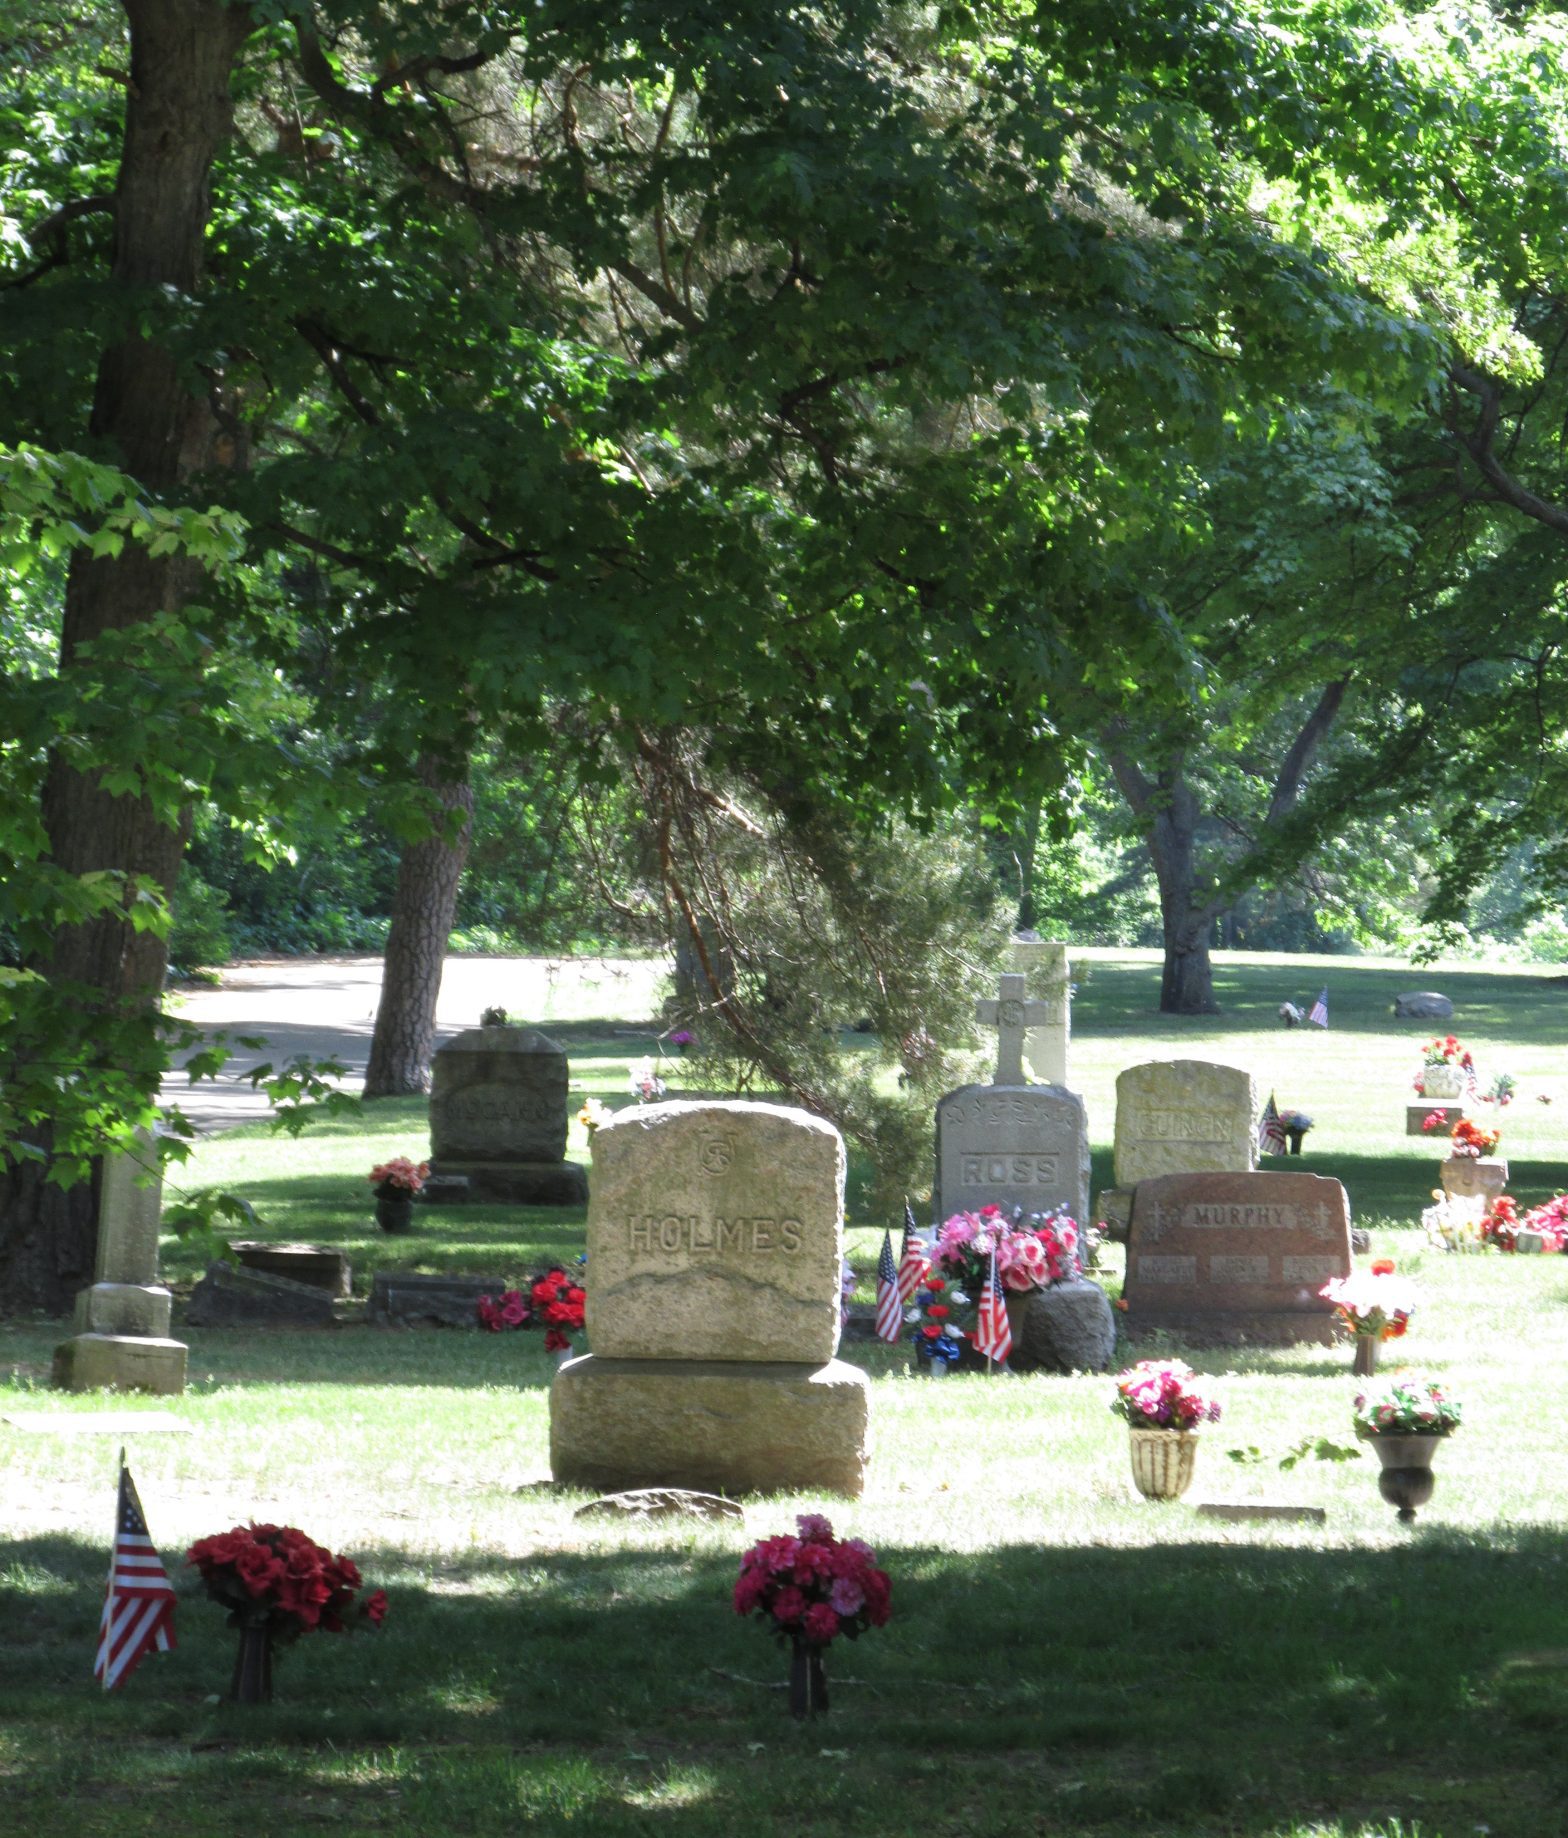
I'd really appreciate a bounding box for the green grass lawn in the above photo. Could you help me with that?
[5,947,1568,1837]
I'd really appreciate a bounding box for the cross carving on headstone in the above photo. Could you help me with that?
[975,973,1055,1086]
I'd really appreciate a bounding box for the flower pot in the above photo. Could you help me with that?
[1286,1128,1306,1155]
[1440,1156,1508,1203]
[1127,1427,1200,1501]
[229,1622,274,1704]
[1422,1065,1465,1100]
[788,1635,829,1718]
[1352,1336,1379,1378]
[375,1190,415,1234]
[1370,1433,1446,1523]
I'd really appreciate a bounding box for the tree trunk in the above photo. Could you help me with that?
[0,0,247,1316]
[1149,782,1220,1015]
[363,755,475,1097]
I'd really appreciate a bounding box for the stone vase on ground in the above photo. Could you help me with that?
[1127,1427,1201,1500]
[1440,1156,1508,1203]
[1421,1065,1465,1100]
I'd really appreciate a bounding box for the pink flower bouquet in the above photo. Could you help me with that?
[733,1513,891,1650]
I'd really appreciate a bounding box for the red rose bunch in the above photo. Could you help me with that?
[477,1266,586,1351]
[734,1514,891,1649]
[186,1524,386,1639]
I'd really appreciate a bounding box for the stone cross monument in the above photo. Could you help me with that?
[1008,936,1071,1086]
[974,973,1054,1086]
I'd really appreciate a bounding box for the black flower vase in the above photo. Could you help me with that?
[230,1622,274,1704]
[375,1188,414,1233]
[1287,1128,1305,1155]
[788,1636,829,1718]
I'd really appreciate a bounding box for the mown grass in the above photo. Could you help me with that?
[4,947,1568,1836]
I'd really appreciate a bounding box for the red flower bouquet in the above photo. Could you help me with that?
[368,1156,428,1195]
[476,1266,586,1352]
[1449,1118,1501,1159]
[733,1513,892,1650]
[186,1524,387,1639]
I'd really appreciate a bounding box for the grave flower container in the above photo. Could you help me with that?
[1421,1065,1465,1100]
[1440,1155,1508,1204]
[1127,1427,1201,1500]
[374,1189,415,1233]
[368,1156,427,1233]
[1111,1359,1221,1501]
[230,1619,274,1705]
[788,1634,830,1717]
[1353,1377,1461,1523]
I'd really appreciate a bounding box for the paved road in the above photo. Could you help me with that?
[160,955,664,1133]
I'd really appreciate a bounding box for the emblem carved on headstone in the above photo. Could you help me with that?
[699,1135,734,1175]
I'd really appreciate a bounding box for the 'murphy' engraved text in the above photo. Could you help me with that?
[628,1215,803,1255]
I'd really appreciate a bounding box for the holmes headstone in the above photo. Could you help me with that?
[54,1137,187,1396]
[1122,1170,1352,1345]
[932,972,1090,1226]
[1096,1058,1257,1236]
[550,1100,869,1496]
[1008,935,1071,1087]
[427,1023,587,1205]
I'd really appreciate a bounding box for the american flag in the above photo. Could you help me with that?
[1258,1091,1287,1156]
[94,1461,176,1691]
[874,1230,904,1343]
[896,1199,927,1303]
[973,1248,1012,1367]
[1308,988,1328,1028]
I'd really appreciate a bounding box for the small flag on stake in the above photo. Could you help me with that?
[94,1455,176,1691]
[1308,988,1328,1028]
[973,1248,1013,1368]
[874,1230,905,1344]
[1259,1092,1287,1157]
[896,1199,928,1303]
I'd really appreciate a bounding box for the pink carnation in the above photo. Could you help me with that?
[802,1603,840,1646]
[770,1586,807,1628]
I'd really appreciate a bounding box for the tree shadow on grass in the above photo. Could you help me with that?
[5,1523,1568,1836]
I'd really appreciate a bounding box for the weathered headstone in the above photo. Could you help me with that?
[229,1241,351,1296]
[53,1138,186,1396]
[934,1085,1090,1228]
[186,1261,341,1328]
[1008,935,1071,1086]
[1407,1099,1463,1137]
[550,1100,869,1496]
[1394,991,1454,1019]
[427,1023,587,1204]
[369,1271,509,1327]
[1096,1059,1257,1237]
[1122,1170,1352,1345]
[1005,1280,1117,1374]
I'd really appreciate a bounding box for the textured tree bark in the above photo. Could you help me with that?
[0,0,248,1316]
[363,755,475,1097]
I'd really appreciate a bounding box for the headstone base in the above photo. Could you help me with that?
[72,1282,173,1338]
[550,1355,869,1497]
[52,1333,187,1396]
[428,1159,587,1206]
[1121,1309,1339,1348]
[1406,1101,1463,1137]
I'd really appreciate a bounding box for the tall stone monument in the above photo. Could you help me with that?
[427,1022,587,1204]
[1121,1169,1351,1345]
[53,1138,187,1395]
[1008,935,1071,1087]
[932,973,1090,1226]
[1094,1058,1257,1237]
[550,1100,869,1495]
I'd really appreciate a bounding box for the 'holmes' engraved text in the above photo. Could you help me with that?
[628,1214,803,1255]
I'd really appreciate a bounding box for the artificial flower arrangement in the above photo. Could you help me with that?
[1280,1108,1314,1137]
[1485,1192,1568,1254]
[576,1097,611,1135]
[476,1265,586,1351]
[1110,1359,1222,1433]
[912,1204,1081,1366]
[1421,1035,1471,1068]
[1320,1260,1416,1342]
[629,1059,666,1103]
[1421,1191,1487,1253]
[1477,1072,1517,1107]
[733,1513,892,1650]
[368,1156,428,1195]
[1352,1377,1462,1439]
[667,1029,693,1053]
[187,1524,387,1638]
[1448,1117,1501,1159]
